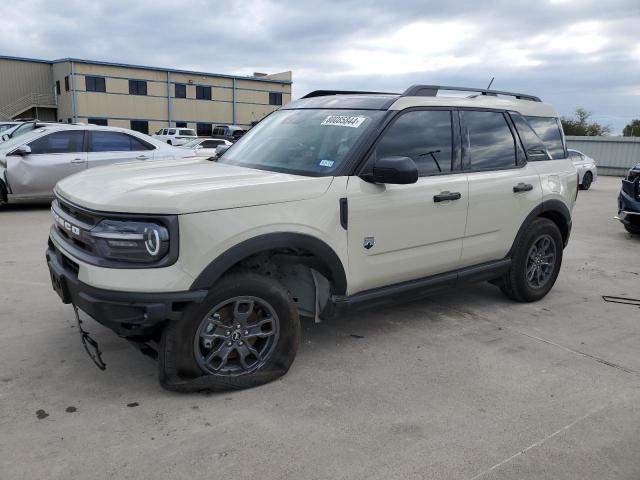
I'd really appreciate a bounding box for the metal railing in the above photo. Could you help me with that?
[0,93,58,120]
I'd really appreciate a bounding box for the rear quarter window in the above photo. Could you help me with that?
[525,116,566,159]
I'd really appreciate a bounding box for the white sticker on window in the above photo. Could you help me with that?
[319,159,334,167]
[321,115,367,128]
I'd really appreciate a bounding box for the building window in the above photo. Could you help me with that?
[55,81,61,95]
[88,118,108,126]
[130,120,149,135]
[175,122,187,128]
[197,123,212,136]
[129,80,148,96]
[64,76,70,92]
[175,84,186,98]
[196,86,212,100]
[85,76,106,93]
[269,92,283,105]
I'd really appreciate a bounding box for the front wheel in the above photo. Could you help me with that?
[159,273,300,392]
[580,171,593,190]
[500,218,563,302]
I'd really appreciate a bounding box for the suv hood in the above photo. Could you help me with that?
[56,158,334,214]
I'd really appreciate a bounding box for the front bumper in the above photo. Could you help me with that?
[46,241,206,338]
[617,186,640,228]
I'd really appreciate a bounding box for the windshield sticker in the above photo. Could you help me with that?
[319,159,335,168]
[321,115,367,128]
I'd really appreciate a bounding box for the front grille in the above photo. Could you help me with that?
[52,196,102,256]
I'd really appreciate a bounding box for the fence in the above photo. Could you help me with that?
[566,136,640,176]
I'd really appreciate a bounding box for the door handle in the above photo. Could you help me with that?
[136,155,150,160]
[513,183,534,193]
[433,191,462,202]
[70,158,86,164]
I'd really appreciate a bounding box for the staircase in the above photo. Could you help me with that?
[0,93,58,120]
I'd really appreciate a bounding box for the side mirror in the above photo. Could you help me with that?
[361,156,418,184]
[216,145,231,157]
[1,134,9,142]
[13,145,31,156]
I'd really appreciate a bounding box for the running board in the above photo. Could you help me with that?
[329,258,511,315]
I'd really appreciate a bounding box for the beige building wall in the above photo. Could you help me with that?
[2,56,292,130]
[0,58,53,111]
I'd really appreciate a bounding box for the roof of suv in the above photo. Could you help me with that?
[284,84,558,118]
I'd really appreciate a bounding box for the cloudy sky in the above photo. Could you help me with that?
[1,0,638,133]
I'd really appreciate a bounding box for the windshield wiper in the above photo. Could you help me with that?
[418,150,442,172]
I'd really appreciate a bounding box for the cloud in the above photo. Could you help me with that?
[0,0,638,132]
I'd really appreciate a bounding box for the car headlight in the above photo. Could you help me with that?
[89,219,170,263]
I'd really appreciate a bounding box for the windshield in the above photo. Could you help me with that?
[218,109,384,176]
[0,124,16,133]
[0,128,43,151]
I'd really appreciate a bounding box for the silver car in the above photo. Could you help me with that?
[568,148,598,190]
[0,125,192,204]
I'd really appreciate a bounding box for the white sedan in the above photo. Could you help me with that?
[568,149,598,190]
[180,137,232,158]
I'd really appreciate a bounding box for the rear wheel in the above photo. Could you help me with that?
[159,273,300,392]
[500,218,563,302]
[580,171,593,190]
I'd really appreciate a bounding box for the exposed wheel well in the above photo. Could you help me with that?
[538,210,569,245]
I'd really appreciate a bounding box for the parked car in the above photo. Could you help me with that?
[0,125,191,204]
[617,163,640,234]
[568,149,597,190]
[152,127,197,146]
[46,84,577,392]
[180,137,232,157]
[0,120,59,143]
[212,125,247,142]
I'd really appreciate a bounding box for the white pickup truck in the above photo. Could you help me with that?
[153,127,197,146]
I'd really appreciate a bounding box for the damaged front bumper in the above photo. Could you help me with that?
[617,175,640,229]
[46,240,206,339]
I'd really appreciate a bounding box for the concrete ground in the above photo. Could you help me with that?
[1,176,639,480]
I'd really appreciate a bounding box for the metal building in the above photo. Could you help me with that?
[0,55,292,135]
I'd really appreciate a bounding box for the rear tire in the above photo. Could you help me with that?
[500,218,563,302]
[580,171,593,190]
[159,273,300,392]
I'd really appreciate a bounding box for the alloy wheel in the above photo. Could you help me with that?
[526,234,556,288]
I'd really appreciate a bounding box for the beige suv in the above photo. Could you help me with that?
[46,85,577,391]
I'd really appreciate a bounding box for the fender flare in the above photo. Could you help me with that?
[507,200,572,257]
[190,233,348,294]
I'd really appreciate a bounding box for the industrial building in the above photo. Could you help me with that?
[0,55,292,135]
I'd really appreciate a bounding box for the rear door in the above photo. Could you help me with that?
[87,130,155,168]
[461,110,542,266]
[6,130,87,198]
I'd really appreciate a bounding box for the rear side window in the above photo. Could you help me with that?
[525,116,565,159]
[374,110,453,176]
[463,111,516,170]
[178,129,194,136]
[28,131,84,154]
[510,113,548,160]
[201,140,222,148]
[89,131,153,152]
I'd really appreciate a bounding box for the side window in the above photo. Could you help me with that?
[510,112,549,160]
[463,111,516,170]
[28,131,84,154]
[374,110,453,176]
[201,140,221,148]
[525,116,565,159]
[569,151,582,160]
[89,131,153,152]
[178,129,194,136]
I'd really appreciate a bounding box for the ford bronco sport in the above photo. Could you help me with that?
[46,85,577,391]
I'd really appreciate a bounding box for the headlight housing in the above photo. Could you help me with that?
[89,219,170,263]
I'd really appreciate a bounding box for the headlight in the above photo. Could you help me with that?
[89,219,170,263]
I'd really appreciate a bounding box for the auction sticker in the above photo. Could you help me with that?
[321,115,367,128]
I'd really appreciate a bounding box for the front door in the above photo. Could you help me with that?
[6,130,87,198]
[346,109,469,295]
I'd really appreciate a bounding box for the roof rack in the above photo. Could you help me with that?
[401,85,541,102]
[302,90,398,99]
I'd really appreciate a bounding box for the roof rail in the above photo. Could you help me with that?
[302,90,398,99]
[402,85,542,102]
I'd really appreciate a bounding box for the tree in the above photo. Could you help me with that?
[561,108,611,136]
[623,119,640,137]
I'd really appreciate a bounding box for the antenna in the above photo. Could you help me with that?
[486,77,495,90]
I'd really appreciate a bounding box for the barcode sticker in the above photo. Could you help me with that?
[321,115,367,128]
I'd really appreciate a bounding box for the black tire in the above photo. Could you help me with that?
[500,218,563,302]
[624,223,640,235]
[0,181,6,206]
[579,171,593,190]
[167,140,172,145]
[159,273,300,392]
